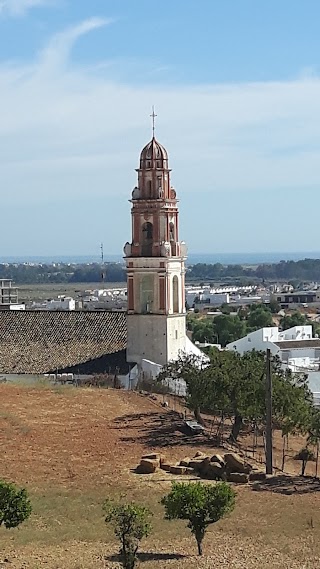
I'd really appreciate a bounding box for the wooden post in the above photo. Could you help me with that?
[265,348,273,475]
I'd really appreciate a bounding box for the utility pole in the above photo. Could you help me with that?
[265,348,273,475]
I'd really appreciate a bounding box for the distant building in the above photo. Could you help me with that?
[274,291,320,308]
[0,279,25,311]
[31,296,75,311]
[80,287,127,311]
[193,294,230,312]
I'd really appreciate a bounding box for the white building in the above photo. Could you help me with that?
[81,287,127,310]
[185,284,268,310]
[31,296,75,311]
[0,279,25,310]
[226,325,314,357]
[226,325,320,403]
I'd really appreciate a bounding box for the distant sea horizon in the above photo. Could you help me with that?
[1,252,320,265]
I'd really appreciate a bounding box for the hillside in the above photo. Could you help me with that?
[1,384,320,568]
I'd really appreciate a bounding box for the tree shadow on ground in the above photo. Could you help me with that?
[114,410,214,448]
[106,552,186,563]
[252,474,320,495]
[113,411,168,428]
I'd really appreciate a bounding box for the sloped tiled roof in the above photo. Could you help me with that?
[0,311,127,373]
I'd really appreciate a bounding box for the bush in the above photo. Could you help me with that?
[104,500,152,569]
[0,480,32,529]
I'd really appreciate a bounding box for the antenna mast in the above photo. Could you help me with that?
[100,242,105,288]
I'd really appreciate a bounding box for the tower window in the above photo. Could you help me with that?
[169,222,175,241]
[141,222,153,256]
[140,274,154,314]
[173,275,179,313]
[157,176,163,198]
[142,222,153,240]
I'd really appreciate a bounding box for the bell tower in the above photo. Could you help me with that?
[124,111,187,367]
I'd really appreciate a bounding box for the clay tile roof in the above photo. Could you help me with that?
[0,311,127,374]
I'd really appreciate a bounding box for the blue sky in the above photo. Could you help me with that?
[0,0,320,257]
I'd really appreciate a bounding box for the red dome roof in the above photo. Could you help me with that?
[139,137,168,169]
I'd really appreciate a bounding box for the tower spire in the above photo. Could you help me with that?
[150,106,157,138]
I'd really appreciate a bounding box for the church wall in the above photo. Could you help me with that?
[166,315,187,362]
[127,314,168,366]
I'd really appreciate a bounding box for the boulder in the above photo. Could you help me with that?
[142,453,161,461]
[180,457,191,467]
[204,462,226,480]
[137,459,158,474]
[227,472,249,484]
[170,465,186,475]
[194,451,207,458]
[249,471,266,482]
[184,467,195,475]
[160,462,172,472]
[224,452,251,474]
[198,457,211,474]
[189,459,207,472]
[210,454,225,467]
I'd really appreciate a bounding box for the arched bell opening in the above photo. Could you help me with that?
[141,222,153,256]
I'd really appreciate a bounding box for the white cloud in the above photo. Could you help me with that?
[0,18,320,254]
[0,0,52,16]
[39,17,112,71]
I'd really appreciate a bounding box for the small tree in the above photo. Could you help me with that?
[158,353,210,424]
[307,408,320,477]
[161,482,235,555]
[294,447,315,476]
[103,500,152,569]
[0,480,32,529]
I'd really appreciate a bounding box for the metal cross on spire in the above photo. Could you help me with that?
[150,106,157,138]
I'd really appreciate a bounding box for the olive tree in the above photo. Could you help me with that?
[160,350,314,444]
[0,480,32,529]
[103,500,152,569]
[161,481,235,555]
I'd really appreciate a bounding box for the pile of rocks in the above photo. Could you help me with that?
[136,451,266,484]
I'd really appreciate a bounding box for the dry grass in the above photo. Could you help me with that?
[1,383,320,568]
[18,283,125,304]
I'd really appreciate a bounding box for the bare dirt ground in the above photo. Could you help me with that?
[1,384,320,568]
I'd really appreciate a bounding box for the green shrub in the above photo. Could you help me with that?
[104,500,152,569]
[0,480,32,529]
[161,481,235,555]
